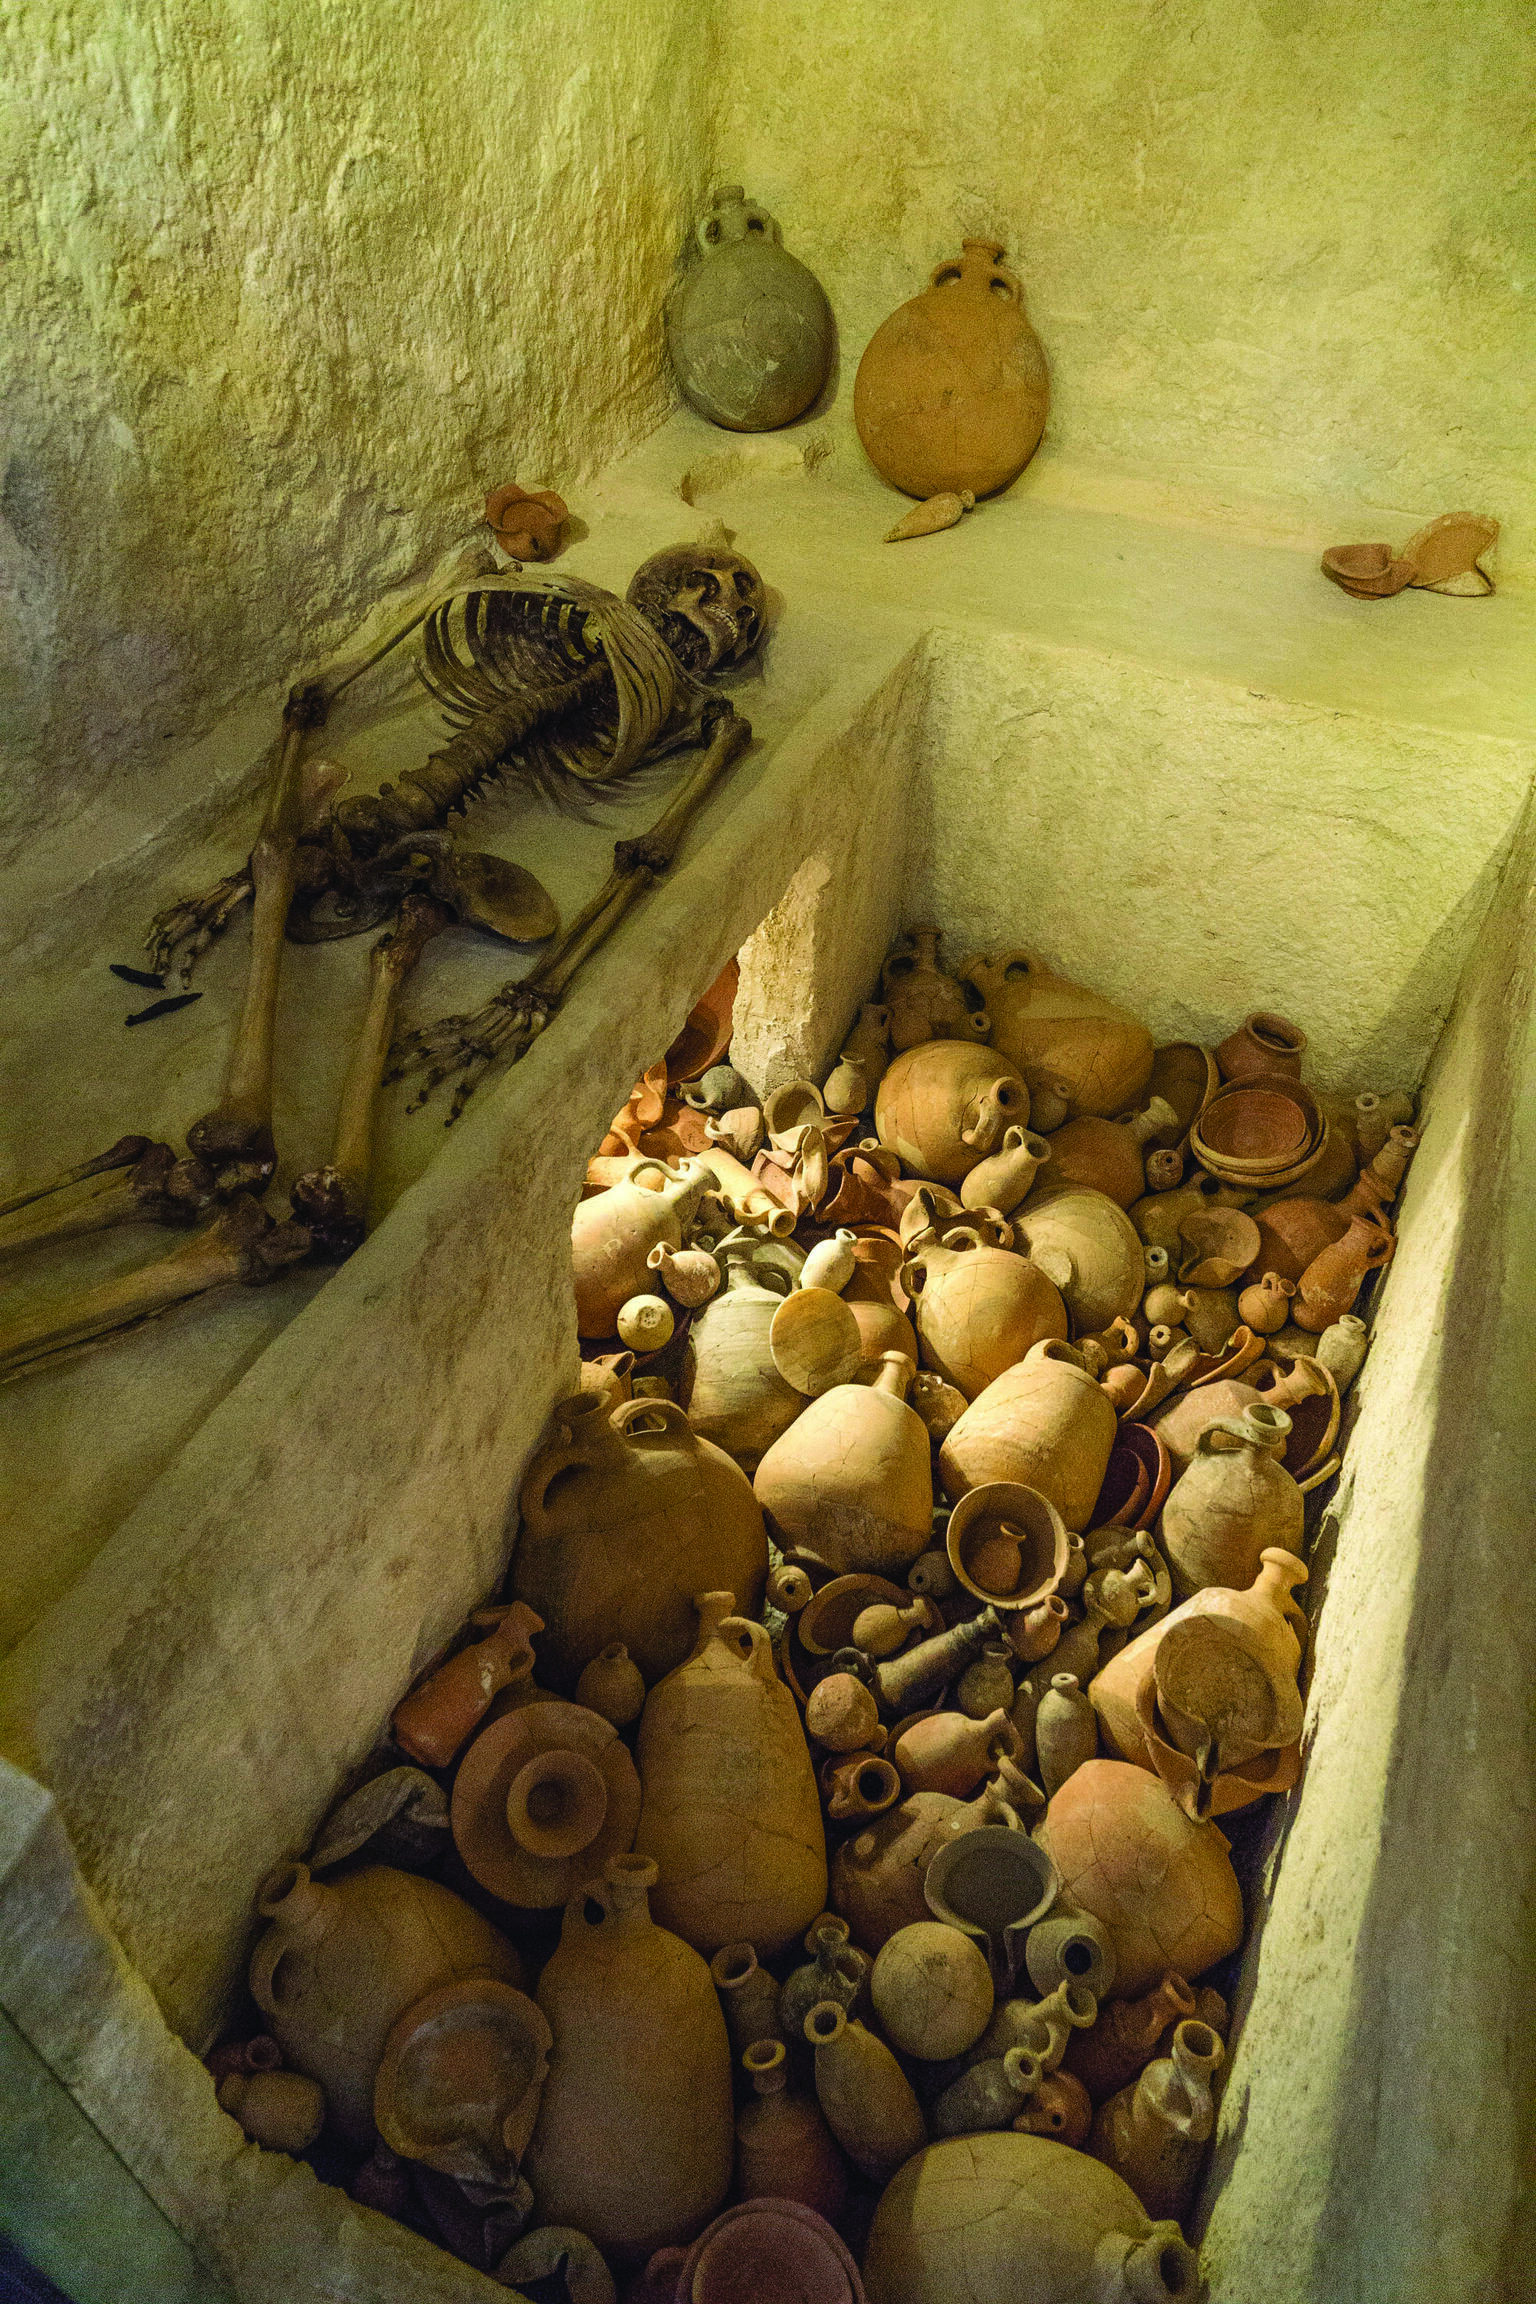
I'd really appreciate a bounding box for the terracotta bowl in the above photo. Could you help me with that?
[1177,1207,1262,1287]
[1092,1422,1172,1530]
[946,1483,1070,1610]
[1192,1075,1324,1181]
[675,2201,867,2304]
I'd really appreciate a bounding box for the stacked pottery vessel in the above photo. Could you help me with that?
[210,935,1414,2302]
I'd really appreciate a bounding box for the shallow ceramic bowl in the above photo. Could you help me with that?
[1196,1087,1309,1164]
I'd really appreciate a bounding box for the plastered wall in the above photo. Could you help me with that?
[721,0,1536,569]
[0,0,722,861]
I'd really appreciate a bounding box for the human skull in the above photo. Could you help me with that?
[627,542,766,676]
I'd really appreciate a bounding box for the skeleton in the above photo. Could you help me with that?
[0,536,766,1381]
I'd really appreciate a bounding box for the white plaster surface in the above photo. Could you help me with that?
[720,0,1536,572]
[0,0,722,862]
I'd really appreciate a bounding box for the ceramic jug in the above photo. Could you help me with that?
[1089,2019,1224,2223]
[391,1602,543,1769]
[634,1594,827,1957]
[753,1350,933,1577]
[960,1124,1052,1215]
[736,2040,848,2223]
[893,1706,1021,1797]
[524,1856,732,2263]
[511,1394,767,1689]
[901,1226,1069,1399]
[939,1339,1119,1530]
[1034,1761,1244,1999]
[1214,1012,1307,1083]
[1158,1413,1304,1598]
[1061,1971,1200,2103]
[804,2002,926,2182]
[1314,1311,1369,1392]
[681,1229,807,1466]
[875,1039,1031,1185]
[248,1862,523,2145]
[572,1157,706,1338]
[778,1922,869,2043]
[1293,1209,1395,1330]
[1034,1673,1099,1798]
[862,2132,1200,2304]
[961,952,1155,1120]
[1036,1102,1179,1211]
[709,1942,783,2057]
[574,1641,647,1728]
[870,1920,994,2059]
[880,927,991,1050]
[1011,1185,1145,1335]
[667,187,833,432]
[853,241,1050,500]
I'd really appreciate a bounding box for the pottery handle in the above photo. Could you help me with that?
[248,1932,290,2022]
[1193,1411,1291,1457]
[612,1396,694,1445]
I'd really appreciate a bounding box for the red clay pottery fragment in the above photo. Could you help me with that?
[862,2132,1200,2304]
[962,951,1154,1120]
[450,1697,642,1908]
[484,480,568,562]
[634,1593,827,1957]
[391,1601,543,1770]
[248,1861,523,2145]
[524,1854,732,2264]
[855,240,1049,500]
[512,1392,766,1690]
[667,187,833,431]
[1321,511,1498,599]
[875,1039,1031,1184]
[373,1977,551,2185]
[1034,1759,1244,1998]
[804,2001,926,2182]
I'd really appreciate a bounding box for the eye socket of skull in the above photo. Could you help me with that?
[627,544,766,676]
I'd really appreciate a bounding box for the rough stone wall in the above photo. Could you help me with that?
[719,0,1536,569]
[0,0,722,861]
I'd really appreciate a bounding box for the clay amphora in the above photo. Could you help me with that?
[1159,1413,1304,1599]
[1314,1311,1369,1393]
[893,1706,1020,1796]
[736,2040,848,2224]
[512,1394,767,1690]
[1215,1012,1307,1083]
[524,1856,732,2263]
[217,2068,326,2154]
[939,1340,1119,1530]
[871,1920,994,2060]
[1035,1673,1099,1798]
[575,1641,646,1728]
[1034,1761,1245,1998]
[450,1697,643,1909]
[961,952,1154,1121]
[1293,1209,1395,1330]
[960,1125,1052,1215]
[933,2044,1043,2136]
[682,1230,807,1466]
[804,2002,926,2181]
[862,2132,1199,2304]
[754,1351,932,1578]
[634,1594,827,1957]
[875,1040,1031,1184]
[709,1941,783,2057]
[248,1862,523,2145]
[1089,2019,1224,2223]
[391,1602,543,1769]
[1062,1972,1200,2103]
[667,187,833,431]
[880,927,989,1050]
[831,1774,1026,1953]
[779,1922,869,2042]
[573,1158,706,1338]
[1012,1186,1144,1336]
[1036,1102,1178,1211]
[901,1227,1068,1400]
[854,241,1049,501]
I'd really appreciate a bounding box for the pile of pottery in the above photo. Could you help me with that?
[210,937,1415,2304]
